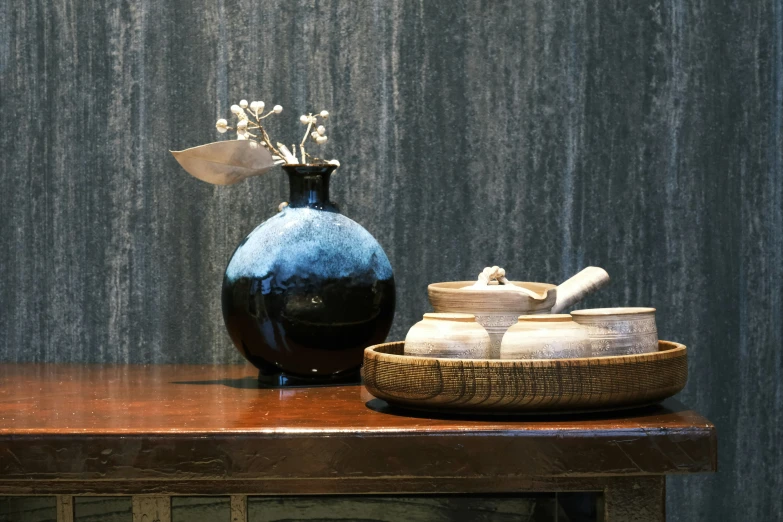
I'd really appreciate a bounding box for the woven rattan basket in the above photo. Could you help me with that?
[363,341,687,414]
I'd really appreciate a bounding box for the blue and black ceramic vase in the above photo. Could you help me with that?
[222,165,395,385]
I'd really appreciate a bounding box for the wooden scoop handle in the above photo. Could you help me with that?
[551,267,610,313]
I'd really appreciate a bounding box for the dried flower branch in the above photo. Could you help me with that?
[277,143,298,164]
[298,110,332,165]
[215,100,336,167]
[172,96,340,186]
[219,99,287,163]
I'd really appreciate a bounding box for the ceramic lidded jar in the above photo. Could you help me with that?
[404,313,491,359]
[500,314,591,359]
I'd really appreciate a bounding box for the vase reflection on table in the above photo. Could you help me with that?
[221,165,396,385]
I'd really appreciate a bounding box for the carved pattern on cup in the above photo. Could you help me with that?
[588,332,658,356]
[591,338,615,355]
[582,317,657,336]
[474,314,520,328]
[508,338,591,359]
[625,333,659,353]
[406,340,489,359]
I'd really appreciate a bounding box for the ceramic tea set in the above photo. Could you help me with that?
[404,266,659,360]
[365,266,683,415]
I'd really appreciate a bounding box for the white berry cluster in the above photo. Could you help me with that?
[214,98,337,167]
[299,110,329,145]
[296,110,335,165]
[216,99,283,142]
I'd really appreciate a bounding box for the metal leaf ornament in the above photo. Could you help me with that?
[170,140,274,186]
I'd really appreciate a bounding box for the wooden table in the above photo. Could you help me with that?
[0,364,716,522]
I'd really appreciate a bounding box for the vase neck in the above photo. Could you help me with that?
[282,165,338,211]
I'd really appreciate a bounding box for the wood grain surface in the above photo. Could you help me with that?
[56,496,74,522]
[132,496,170,522]
[0,363,715,491]
[231,496,247,522]
[0,1,779,520]
[364,341,687,413]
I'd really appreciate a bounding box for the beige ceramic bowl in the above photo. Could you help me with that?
[570,307,658,356]
[500,314,591,359]
[404,313,491,359]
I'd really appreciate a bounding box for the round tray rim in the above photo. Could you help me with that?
[363,340,688,414]
[364,339,686,367]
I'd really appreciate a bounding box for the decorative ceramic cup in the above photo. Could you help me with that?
[570,307,658,356]
[500,314,592,359]
[404,313,491,359]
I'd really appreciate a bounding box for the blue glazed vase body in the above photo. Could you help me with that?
[221,165,395,383]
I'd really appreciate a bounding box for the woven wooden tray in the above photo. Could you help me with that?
[363,341,687,414]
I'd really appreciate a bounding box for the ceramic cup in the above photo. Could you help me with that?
[570,307,658,356]
[500,314,592,359]
[404,313,491,359]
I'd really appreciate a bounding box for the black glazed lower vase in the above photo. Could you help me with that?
[221,165,395,385]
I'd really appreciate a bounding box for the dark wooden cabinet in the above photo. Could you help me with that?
[0,364,716,521]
